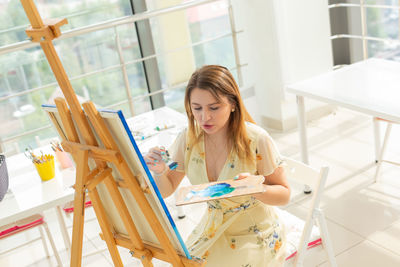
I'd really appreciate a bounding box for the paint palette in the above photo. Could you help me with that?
[175,175,265,206]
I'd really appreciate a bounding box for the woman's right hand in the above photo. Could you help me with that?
[144,146,167,175]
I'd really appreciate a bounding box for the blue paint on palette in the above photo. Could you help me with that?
[185,183,235,201]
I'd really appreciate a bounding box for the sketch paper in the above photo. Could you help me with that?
[175,175,265,206]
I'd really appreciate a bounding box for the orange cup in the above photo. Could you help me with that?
[55,150,73,169]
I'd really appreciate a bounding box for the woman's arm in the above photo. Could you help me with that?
[255,166,291,206]
[249,128,291,205]
[236,167,291,206]
[154,169,186,198]
[144,146,186,198]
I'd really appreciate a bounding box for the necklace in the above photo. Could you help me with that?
[204,134,230,181]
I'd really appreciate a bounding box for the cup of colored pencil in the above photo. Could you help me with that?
[51,141,73,169]
[25,147,55,181]
[34,154,55,181]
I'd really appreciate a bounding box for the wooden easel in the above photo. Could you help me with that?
[20,1,203,266]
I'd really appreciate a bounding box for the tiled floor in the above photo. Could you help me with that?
[1,107,400,266]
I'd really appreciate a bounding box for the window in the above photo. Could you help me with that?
[329,0,400,63]
[0,0,243,155]
[0,0,139,154]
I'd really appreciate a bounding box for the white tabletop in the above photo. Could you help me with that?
[0,107,187,227]
[0,152,76,226]
[286,58,400,123]
[128,106,187,152]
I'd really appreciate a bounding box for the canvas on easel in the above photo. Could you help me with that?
[43,105,191,256]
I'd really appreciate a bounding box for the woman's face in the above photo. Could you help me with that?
[190,88,233,135]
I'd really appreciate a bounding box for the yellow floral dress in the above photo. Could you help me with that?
[170,123,286,267]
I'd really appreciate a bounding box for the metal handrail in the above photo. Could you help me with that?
[228,0,243,86]
[0,30,240,103]
[330,34,400,44]
[329,3,400,9]
[0,0,219,55]
[0,5,115,35]
[1,124,53,143]
[1,65,248,144]
[106,63,248,108]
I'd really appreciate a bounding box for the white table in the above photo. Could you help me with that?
[286,58,400,164]
[0,151,76,252]
[128,106,187,152]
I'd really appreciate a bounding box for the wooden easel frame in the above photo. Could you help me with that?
[20,1,203,266]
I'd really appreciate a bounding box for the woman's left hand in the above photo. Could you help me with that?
[234,172,252,180]
[234,173,268,197]
[234,173,265,184]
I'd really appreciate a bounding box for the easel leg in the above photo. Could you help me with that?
[141,256,154,267]
[88,189,124,266]
[70,149,89,267]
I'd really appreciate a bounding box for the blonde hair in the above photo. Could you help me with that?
[184,65,255,163]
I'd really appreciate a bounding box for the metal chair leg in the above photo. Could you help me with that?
[56,205,71,253]
[373,117,381,163]
[38,225,51,257]
[42,221,63,266]
[374,122,392,183]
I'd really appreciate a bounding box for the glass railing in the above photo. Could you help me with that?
[0,0,245,155]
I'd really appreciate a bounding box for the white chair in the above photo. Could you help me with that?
[0,213,62,266]
[373,117,399,182]
[281,157,337,267]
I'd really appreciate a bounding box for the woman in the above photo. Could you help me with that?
[144,65,291,266]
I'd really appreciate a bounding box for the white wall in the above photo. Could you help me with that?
[154,0,196,86]
[233,0,334,131]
